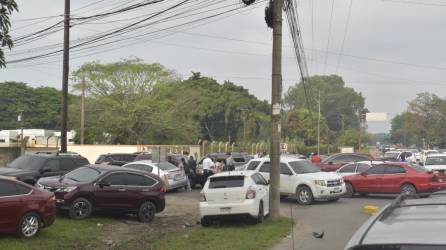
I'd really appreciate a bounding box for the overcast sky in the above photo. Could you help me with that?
[2,0,446,133]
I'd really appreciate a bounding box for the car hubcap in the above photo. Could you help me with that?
[142,204,154,220]
[73,201,89,217]
[402,186,414,195]
[22,216,39,237]
[299,190,309,202]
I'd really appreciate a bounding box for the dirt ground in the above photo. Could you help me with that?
[94,190,201,250]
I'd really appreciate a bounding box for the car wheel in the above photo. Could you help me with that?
[400,184,416,195]
[256,202,264,224]
[69,197,92,220]
[344,182,355,197]
[296,186,314,205]
[17,212,40,238]
[138,201,156,223]
[201,217,211,227]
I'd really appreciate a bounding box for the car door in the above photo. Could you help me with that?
[94,173,130,209]
[381,165,406,193]
[40,158,64,177]
[124,173,153,209]
[0,180,25,233]
[252,173,269,213]
[258,161,271,181]
[337,163,357,176]
[356,166,385,193]
[280,163,294,194]
[257,174,269,214]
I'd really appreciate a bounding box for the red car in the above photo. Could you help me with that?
[343,163,446,196]
[317,153,374,172]
[0,177,55,238]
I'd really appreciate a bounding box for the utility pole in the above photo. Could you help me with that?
[18,111,24,156]
[61,0,70,153]
[317,90,321,155]
[269,0,284,221]
[80,75,85,145]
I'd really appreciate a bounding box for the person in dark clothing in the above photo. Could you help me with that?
[188,155,197,172]
[225,152,235,171]
[180,158,191,191]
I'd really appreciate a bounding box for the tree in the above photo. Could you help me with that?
[283,108,328,146]
[284,75,366,131]
[0,0,18,67]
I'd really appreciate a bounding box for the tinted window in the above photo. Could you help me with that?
[60,158,77,171]
[74,158,89,166]
[357,163,371,173]
[155,162,177,171]
[366,166,385,175]
[126,164,153,173]
[426,156,446,165]
[65,167,104,182]
[385,165,406,174]
[339,163,356,173]
[332,155,368,163]
[384,152,400,158]
[251,174,262,185]
[43,159,60,172]
[138,154,152,160]
[280,163,293,175]
[16,184,31,195]
[209,176,244,189]
[234,158,246,163]
[8,155,45,170]
[0,181,19,197]
[144,176,157,186]
[289,161,320,174]
[257,174,268,185]
[259,162,271,173]
[103,173,127,185]
[247,161,261,170]
[119,154,137,162]
[126,174,147,186]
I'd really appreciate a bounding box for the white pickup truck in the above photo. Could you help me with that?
[245,156,346,205]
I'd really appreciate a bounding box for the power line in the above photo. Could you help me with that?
[335,0,353,73]
[381,0,446,7]
[323,0,335,73]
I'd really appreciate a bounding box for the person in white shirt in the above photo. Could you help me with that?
[202,156,214,180]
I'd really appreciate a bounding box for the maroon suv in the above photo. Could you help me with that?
[0,177,55,238]
[37,165,166,222]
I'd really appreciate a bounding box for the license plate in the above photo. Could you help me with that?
[220,207,231,213]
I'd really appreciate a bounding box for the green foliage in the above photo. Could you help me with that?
[336,129,370,149]
[282,107,328,146]
[0,0,18,67]
[284,75,366,131]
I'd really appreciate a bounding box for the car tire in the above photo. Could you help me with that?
[137,201,156,223]
[69,197,93,220]
[345,182,355,197]
[201,217,211,227]
[400,184,416,195]
[256,202,264,224]
[296,186,314,205]
[17,212,41,238]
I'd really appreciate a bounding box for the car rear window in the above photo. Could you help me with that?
[8,155,46,170]
[209,176,245,189]
[155,162,177,171]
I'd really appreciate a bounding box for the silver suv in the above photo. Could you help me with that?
[345,192,446,250]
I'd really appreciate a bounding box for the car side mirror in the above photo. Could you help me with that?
[328,161,333,165]
[98,181,111,188]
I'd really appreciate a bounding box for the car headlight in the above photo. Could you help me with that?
[57,186,77,193]
[314,180,326,186]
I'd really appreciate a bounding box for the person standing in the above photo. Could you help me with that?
[188,155,197,172]
[311,152,322,163]
[202,156,214,181]
[225,152,235,171]
[179,158,191,191]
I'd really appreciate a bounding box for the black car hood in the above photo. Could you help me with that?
[0,167,36,177]
[38,176,85,188]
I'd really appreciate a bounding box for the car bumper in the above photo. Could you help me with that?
[313,184,346,199]
[200,199,259,218]
[42,204,56,228]
[166,178,188,191]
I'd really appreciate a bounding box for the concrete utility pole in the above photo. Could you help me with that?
[317,90,321,155]
[61,0,70,153]
[269,0,284,221]
[18,111,24,156]
[80,75,85,145]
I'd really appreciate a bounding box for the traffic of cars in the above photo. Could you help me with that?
[1,148,446,241]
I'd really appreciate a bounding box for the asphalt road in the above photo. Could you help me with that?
[167,189,394,250]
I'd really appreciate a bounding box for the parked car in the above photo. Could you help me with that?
[317,153,374,172]
[420,149,439,163]
[94,153,137,166]
[343,163,446,197]
[336,161,383,177]
[246,157,345,205]
[134,152,152,161]
[37,165,166,222]
[345,193,446,250]
[199,171,269,226]
[0,153,89,185]
[0,176,55,238]
[381,150,412,162]
[424,153,446,171]
[122,161,188,191]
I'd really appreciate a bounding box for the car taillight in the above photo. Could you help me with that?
[246,186,256,199]
[200,192,206,202]
[160,185,166,193]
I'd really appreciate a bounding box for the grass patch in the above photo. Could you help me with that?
[0,216,115,250]
[155,218,293,250]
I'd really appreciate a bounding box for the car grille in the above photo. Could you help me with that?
[327,179,342,187]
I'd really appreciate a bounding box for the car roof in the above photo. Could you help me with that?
[251,156,307,163]
[210,170,257,178]
[125,160,153,165]
[348,194,446,248]
[426,153,446,157]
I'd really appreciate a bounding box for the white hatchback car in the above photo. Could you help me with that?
[199,171,269,226]
[245,157,345,205]
[336,161,383,177]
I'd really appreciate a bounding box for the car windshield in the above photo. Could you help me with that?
[425,156,446,165]
[289,161,320,174]
[8,155,46,170]
[384,152,399,158]
[208,176,244,189]
[63,167,104,182]
[155,162,177,171]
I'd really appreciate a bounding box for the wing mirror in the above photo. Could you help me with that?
[98,181,111,188]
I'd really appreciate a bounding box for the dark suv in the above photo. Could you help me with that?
[94,153,137,166]
[37,165,166,222]
[0,154,89,185]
